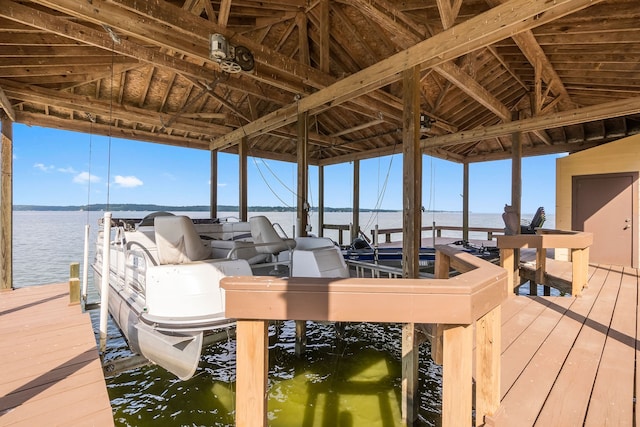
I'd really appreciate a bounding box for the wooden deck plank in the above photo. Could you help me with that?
[500,297,551,354]
[530,265,613,426]
[584,265,636,426]
[499,296,574,401]
[492,265,613,426]
[0,283,113,426]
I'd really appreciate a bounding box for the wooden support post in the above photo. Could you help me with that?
[294,320,307,357]
[402,65,422,280]
[511,117,522,228]
[571,247,587,296]
[239,137,248,222]
[402,323,418,425]
[430,249,450,365]
[401,65,422,425]
[442,323,473,427]
[1,117,12,291]
[462,162,469,242]
[69,262,80,305]
[318,165,324,237]
[500,248,515,294]
[475,306,501,426]
[297,111,309,237]
[235,319,268,427]
[532,247,546,296]
[352,159,360,243]
[210,150,218,219]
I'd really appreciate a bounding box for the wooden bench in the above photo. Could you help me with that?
[497,229,593,296]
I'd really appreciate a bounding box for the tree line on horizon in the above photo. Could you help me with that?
[13,203,415,213]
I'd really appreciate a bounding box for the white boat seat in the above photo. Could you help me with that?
[249,215,296,255]
[155,215,212,264]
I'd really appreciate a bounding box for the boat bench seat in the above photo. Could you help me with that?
[155,215,213,264]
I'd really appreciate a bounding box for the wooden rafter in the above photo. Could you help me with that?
[0,85,16,121]
[212,0,603,149]
[485,0,573,111]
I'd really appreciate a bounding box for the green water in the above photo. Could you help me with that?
[105,321,441,426]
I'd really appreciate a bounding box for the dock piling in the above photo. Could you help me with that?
[69,262,80,305]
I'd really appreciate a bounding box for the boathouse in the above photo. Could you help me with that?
[1,1,640,426]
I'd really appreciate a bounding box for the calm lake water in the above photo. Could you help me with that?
[12,210,554,426]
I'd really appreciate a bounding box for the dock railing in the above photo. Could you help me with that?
[221,244,508,426]
[322,223,504,246]
[497,229,593,296]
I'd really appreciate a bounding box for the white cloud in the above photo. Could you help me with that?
[114,175,143,188]
[217,182,227,187]
[162,172,177,181]
[58,166,77,174]
[33,163,54,172]
[73,171,100,184]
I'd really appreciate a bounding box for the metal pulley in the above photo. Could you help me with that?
[209,34,254,74]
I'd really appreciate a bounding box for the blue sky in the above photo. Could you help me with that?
[11,124,560,214]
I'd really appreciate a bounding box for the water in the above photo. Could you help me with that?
[11,210,554,426]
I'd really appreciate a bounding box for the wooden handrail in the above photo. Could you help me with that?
[321,224,505,246]
[497,229,593,296]
[221,245,507,426]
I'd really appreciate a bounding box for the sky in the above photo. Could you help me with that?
[10,123,561,214]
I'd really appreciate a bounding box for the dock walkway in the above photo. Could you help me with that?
[487,263,640,426]
[0,283,113,426]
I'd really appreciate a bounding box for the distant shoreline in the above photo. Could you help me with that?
[13,204,462,214]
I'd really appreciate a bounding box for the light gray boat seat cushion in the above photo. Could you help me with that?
[155,215,212,264]
[249,215,296,255]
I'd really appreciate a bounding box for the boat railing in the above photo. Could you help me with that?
[221,244,507,426]
[346,258,432,279]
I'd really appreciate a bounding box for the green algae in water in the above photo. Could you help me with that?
[107,321,441,426]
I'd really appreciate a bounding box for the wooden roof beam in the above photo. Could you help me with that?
[0,85,15,121]
[1,80,232,136]
[485,0,573,111]
[34,0,386,116]
[423,96,640,149]
[211,0,605,149]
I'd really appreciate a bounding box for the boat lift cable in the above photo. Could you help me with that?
[251,156,292,208]
[363,145,397,234]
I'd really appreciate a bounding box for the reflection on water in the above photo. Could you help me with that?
[103,320,441,426]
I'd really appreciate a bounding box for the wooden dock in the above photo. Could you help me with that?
[487,263,640,426]
[0,283,113,426]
